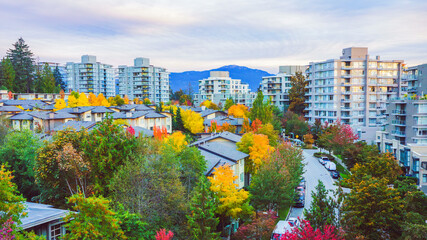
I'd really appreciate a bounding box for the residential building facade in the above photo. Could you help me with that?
[306,47,404,141]
[118,57,170,104]
[261,65,305,111]
[403,63,427,96]
[193,71,257,107]
[66,55,115,98]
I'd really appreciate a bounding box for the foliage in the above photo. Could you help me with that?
[257,123,279,147]
[163,131,188,152]
[109,95,126,106]
[250,143,304,211]
[114,204,151,240]
[63,193,126,240]
[0,57,15,92]
[143,98,151,105]
[224,98,234,110]
[250,91,273,124]
[67,94,78,108]
[303,181,338,230]
[201,99,219,110]
[53,66,65,90]
[228,104,249,118]
[88,92,97,105]
[249,134,274,172]
[279,218,344,240]
[237,132,254,154]
[53,98,66,111]
[232,210,277,240]
[181,109,204,134]
[311,118,323,140]
[153,126,169,140]
[7,38,34,93]
[113,119,130,126]
[173,107,185,132]
[96,93,110,107]
[284,112,309,139]
[303,133,314,146]
[0,130,42,199]
[318,121,358,155]
[40,63,56,93]
[0,165,26,226]
[77,92,90,106]
[341,176,404,240]
[288,72,308,115]
[155,229,174,240]
[208,121,237,133]
[123,95,130,104]
[208,164,253,220]
[341,141,379,169]
[187,176,220,240]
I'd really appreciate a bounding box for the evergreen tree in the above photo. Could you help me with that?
[33,68,44,93]
[250,91,272,124]
[41,63,56,93]
[7,38,35,93]
[303,180,339,230]
[186,176,220,240]
[288,71,308,115]
[224,97,234,110]
[0,57,16,91]
[53,66,66,90]
[175,107,185,131]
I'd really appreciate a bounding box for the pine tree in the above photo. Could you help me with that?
[175,107,185,131]
[41,63,56,93]
[0,57,16,92]
[250,91,272,124]
[53,66,66,90]
[7,38,34,93]
[33,68,44,93]
[187,176,220,240]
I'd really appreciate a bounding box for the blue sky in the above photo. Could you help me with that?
[0,0,426,73]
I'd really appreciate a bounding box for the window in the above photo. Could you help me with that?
[50,222,63,240]
[423,174,427,183]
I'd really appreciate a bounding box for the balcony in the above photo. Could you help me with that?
[392,120,406,126]
[391,130,406,137]
[341,99,351,102]
[342,75,351,78]
[392,110,406,115]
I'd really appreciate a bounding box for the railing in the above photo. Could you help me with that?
[392,120,406,125]
[392,110,406,115]
[391,130,405,136]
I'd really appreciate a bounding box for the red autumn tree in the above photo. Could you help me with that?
[233,210,277,240]
[279,218,345,240]
[251,119,263,132]
[153,126,168,140]
[155,229,173,240]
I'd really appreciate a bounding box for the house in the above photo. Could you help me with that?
[203,116,244,134]
[19,202,69,240]
[111,111,172,133]
[53,121,97,132]
[0,106,23,117]
[9,111,77,132]
[190,132,247,188]
[200,109,228,120]
[109,104,154,113]
[57,106,115,122]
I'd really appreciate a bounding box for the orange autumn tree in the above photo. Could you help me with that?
[88,92,98,106]
[237,133,274,174]
[251,119,262,132]
[123,95,130,105]
[153,126,169,140]
[208,121,237,133]
[96,93,110,107]
[208,164,253,220]
[228,104,249,118]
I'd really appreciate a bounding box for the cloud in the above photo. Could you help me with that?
[0,0,426,73]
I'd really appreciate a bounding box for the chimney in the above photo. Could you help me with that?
[73,107,79,113]
[49,112,55,119]
[126,112,132,118]
[201,106,206,111]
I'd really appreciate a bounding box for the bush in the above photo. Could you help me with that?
[314,152,322,158]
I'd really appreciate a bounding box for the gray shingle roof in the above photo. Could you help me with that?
[0,106,23,112]
[19,202,69,230]
[144,112,167,118]
[204,116,243,126]
[200,109,221,117]
[9,111,77,120]
[190,131,242,146]
[198,142,248,162]
[111,111,149,119]
[53,121,97,132]
[58,106,115,114]
[132,126,154,137]
[9,112,33,120]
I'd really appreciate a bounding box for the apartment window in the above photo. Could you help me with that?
[423,174,427,183]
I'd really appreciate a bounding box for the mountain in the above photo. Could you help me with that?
[169,65,274,93]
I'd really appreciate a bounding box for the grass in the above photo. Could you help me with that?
[278,204,291,220]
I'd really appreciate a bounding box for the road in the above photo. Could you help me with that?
[288,148,340,219]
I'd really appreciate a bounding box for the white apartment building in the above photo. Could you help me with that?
[65,55,115,97]
[118,58,169,104]
[306,47,404,141]
[194,71,257,107]
[261,65,305,111]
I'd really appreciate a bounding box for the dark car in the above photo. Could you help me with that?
[330,170,340,179]
[298,177,306,189]
[294,193,305,208]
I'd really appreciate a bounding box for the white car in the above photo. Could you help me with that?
[319,156,329,165]
[271,217,300,239]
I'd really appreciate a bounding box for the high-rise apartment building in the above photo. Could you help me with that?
[403,64,427,95]
[260,65,305,111]
[66,55,115,97]
[193,71,257,107]
[118,58,169,104]
[306,47,404,132]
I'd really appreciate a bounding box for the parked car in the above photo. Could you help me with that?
[271,218,300,240]
[295,186,305,194]
[294,193,305,208]
[325,161,336,171]
[331,170,340,179]
[298,177,306,189]
[319,156,330,165]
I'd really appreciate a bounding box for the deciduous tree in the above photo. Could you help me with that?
[232,210,277,240]
[258,123,279,147]
[163,131,188,152]
[228,104,249,118]
[250,91,273,124]
[288,72,308,115]
[181,109,204,134]
[224,98,234,110]
[54,98,66,111]
[77,92,90,106]
[0,165,26,226]
[249,134,274,172]
[279,218,344,240]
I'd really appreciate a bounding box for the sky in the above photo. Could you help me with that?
[0,0,427,73]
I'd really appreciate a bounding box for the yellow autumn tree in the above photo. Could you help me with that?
[208,164,253,219]
[181,109,204,134]
[77,92,90,107]
[68,95,78,108]
[54,99,66,111]
[123,95,130,105]
[96,93,110,107]
[88,93,97,106]
[249,134,274,171]
[228,104,249,118]
[163,131,188,152]
[143,98,151,105]
[133,98,140,104]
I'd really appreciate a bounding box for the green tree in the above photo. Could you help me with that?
[341,176,404,240]
[53,66,66,90]
[7,38,34,93]
[0,57,15,91]
[250,91,273,124]
[0,130,42,200]
[41,63,56,93]
[114,204,151,240]
[63,193,126,240]
[250,143,304,211]
[224,97,234,110]
[303,180,338,230]
[342,141,379,169]
[288,71,308,115]
[257,123,279,147]
[285,113,309,139]
[173,107,185,132]
[186,176,220,240]
[0,165,26,226]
